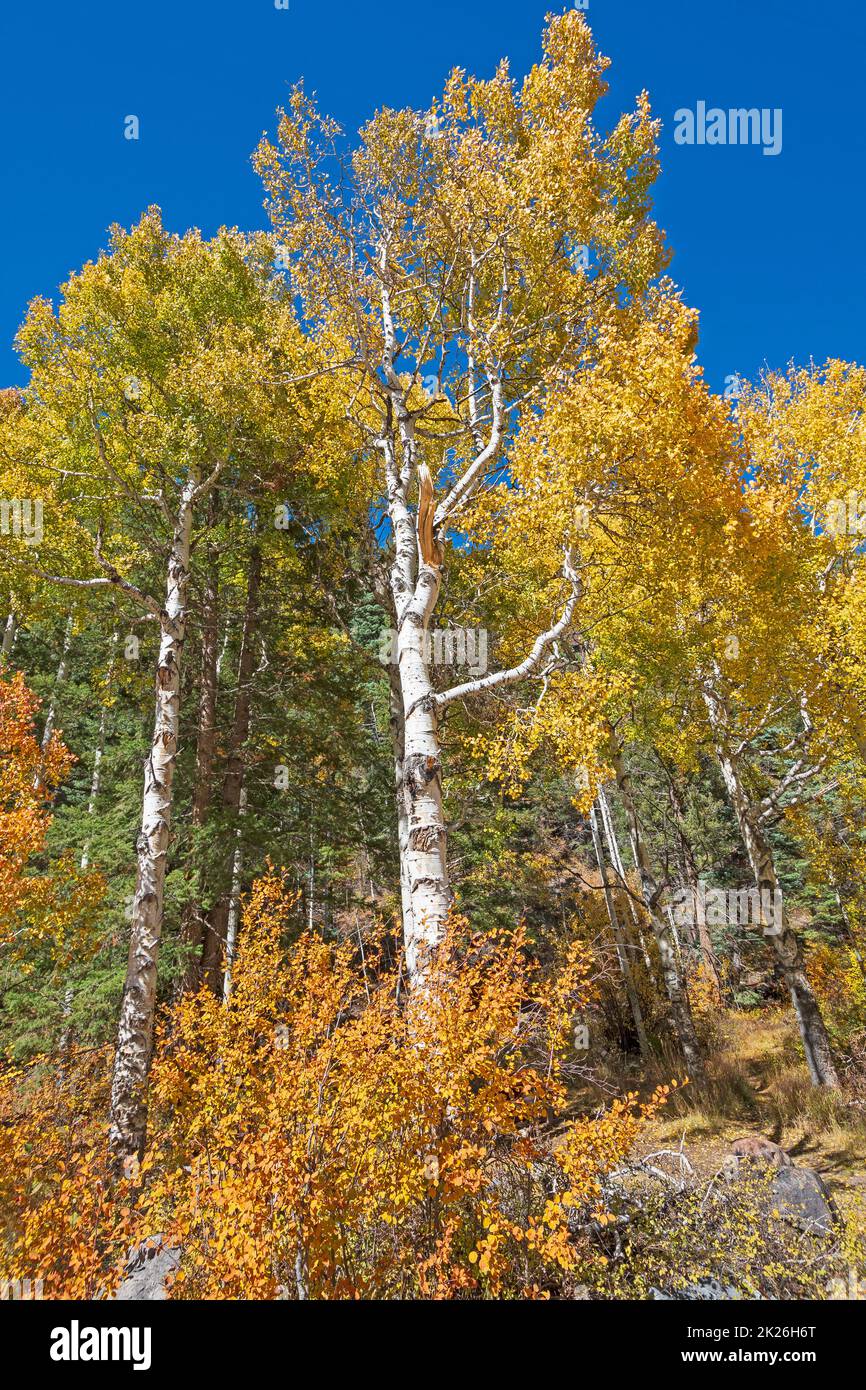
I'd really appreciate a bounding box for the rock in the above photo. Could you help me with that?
[114,1234,181,1301]
[650,1277,746,1300]
[768,1166,835,1236]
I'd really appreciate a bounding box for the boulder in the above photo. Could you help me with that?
[650,1277,747,1300]
[114,1235,181,1301]
[769,1166,835,1236]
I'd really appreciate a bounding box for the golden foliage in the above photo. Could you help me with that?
[128,872,665,1299]
[0,670,105,967]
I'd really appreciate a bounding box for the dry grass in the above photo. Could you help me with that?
[614,1009,866,1248]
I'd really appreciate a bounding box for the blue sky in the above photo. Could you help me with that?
[0,1,862,393]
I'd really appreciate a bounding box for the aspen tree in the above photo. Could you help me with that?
[8,213,346,1160]
[255,10,667,975]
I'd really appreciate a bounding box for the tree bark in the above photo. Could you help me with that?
[222,786,247,1002]
[1,612,16,664]
[180,533,220,992]
[33,616,72,790]
[201,544,261,994]
[597,784,653,971]
[609,741,706,1085]
[108,485,194,1166]
[388,665,415,951]
[662,759,722,999]
[395,551,450,979]
[703,680,839,1087]
[60,637,117,1058]
[379,397,450,978]
[589,798,651,1059]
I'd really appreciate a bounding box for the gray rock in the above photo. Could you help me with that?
[651,1277,745,1300]
[114,1235,181,1301]
[769,1166,835,1236]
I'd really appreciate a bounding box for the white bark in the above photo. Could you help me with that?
[373,235,580,980]
[60,648,115,1058]
[598,784,652,970]
[222,786,247,1003]
[702,679,839,1087]
[398,603,449,976]
[1,612,16,663]
[388,670,415,951]
[609,743,706,1085]
[33,616,72,789]
[109,482,194,1163]
[80,633,117,872]
[589,799,651,1059]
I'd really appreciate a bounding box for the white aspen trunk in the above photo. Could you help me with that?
[703,681,839,1087]
[393,496,450,973]
[307,829,315,933]
[396,558,450,977]
[1,612,16,663]
[201,544,260,993]
[222,786,247,1002]
[80,632,117,872]
[374,241,570,981]
[58,985,75,1061]
[60,636,116,1058]
[33,616,73,789]
[610,745,706,1085]
[109,484,194,1165]
[79,742,103,873]
[58,738,104,1051]
[589,799,651,1059]
[388,668,415,950]
[598,784,653,970]
[665,770,722,999]
[379,391,450,977]
[181,535,220,992]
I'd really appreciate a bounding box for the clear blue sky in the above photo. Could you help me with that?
[1,1,862,393]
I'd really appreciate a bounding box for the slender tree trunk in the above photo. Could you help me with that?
[307,829,315,933]
[702,681,839,1087]
[202,545,261,994]
[60,640,117,1057]
[381,421,451,978]
[663,762,722,999]
[222,786,247,1002]
[1,612,16,664]
[388,664,416,953]
[598,784,653,970]
[109,485,194,1166]
[589,799,651,1059]
[33,616,73,789]
[831,877,866,980]
[609,742,706,1085]
[180,537,220,992]
[394,550,450,977]
[80,632,117,871]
